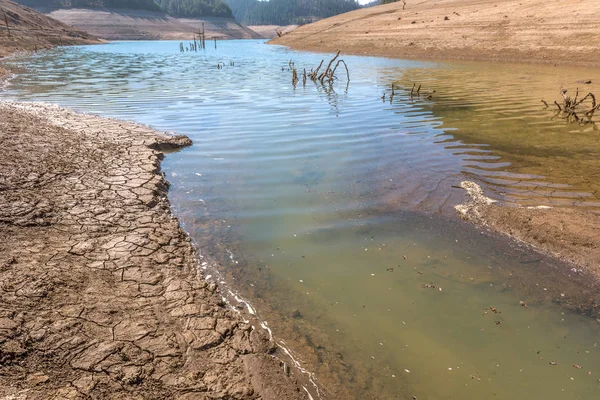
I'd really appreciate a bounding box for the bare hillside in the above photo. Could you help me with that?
[0,0,99,57]
[248,24,297,39]
[46,8,262,40]
[271,0,600,66]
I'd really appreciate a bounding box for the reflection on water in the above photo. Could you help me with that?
[4,41,600,399]
[392,64,600,208]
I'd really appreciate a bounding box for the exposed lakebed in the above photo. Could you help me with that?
[4,40,600,399]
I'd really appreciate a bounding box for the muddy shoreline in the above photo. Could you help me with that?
[0,101,309,399]
[456,181,600,283]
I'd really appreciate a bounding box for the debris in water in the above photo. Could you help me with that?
[495,320,502,327]
[573,364,583,369]
[550,361,557,366]
[386,267,394,272]
[520,301,528,308]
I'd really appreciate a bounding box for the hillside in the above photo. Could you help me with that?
[45,8,260,39]
[15,0,163,12]
[157,0,232,18]
[0,0,99,57]
[271,0,600,66]
[17,0,237,19]
[247,23,296,39]
[13,0,261,40]
[225,0,360,26]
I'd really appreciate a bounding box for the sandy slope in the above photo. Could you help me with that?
[45,8,262,40]
[271,0,600,66]
[0,0,99,57]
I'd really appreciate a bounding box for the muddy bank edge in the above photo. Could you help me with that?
[0,101,310,400]
[456,181,600,283]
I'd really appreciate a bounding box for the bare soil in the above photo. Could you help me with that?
[456,181,600,281]
[271,0,600,67]
[0,0,100,58]
[44,8,262,40]
[0,102,308,400]
[247,25,297,40]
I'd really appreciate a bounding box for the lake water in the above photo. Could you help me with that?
[4,40,600,399]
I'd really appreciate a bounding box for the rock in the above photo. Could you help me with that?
[26,372,49,385]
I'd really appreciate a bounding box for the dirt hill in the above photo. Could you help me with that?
[44,7,262,40]
[0,0,99,57]
[270,0,600,66]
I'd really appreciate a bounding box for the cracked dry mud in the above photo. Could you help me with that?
[0,102,307,400]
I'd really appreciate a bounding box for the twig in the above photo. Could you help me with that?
[554,101,562,111]
[311,60,324,80]
[331,59,350,82]
[4,13,9,37]
[319,51,340,82]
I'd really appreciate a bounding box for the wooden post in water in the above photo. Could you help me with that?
[4,13,10,37]
[214,37,217,49]
[202,23,205,49]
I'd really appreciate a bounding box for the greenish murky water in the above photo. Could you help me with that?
[3,40,600,399]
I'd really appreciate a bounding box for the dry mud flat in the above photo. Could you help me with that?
[0,102,307,400]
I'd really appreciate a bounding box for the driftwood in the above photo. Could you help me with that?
[310,60,324,81]
[383,82,434,103]
[331,59,349,82]
[318,50,340,82]
[302,51,350,85]
[543,86,600,125]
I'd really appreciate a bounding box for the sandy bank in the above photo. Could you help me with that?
[456,182,600,282]
[0,102,307,399]
[0,0,100,57]
[270,0,600,67]
[44,8,262,40]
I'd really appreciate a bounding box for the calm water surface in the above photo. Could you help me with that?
[4,40,600,399]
